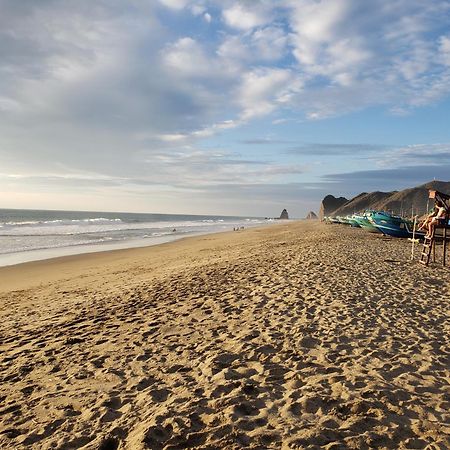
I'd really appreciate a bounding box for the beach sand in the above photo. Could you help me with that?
[0,221,449,449]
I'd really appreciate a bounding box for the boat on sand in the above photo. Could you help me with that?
[368,211,424,239]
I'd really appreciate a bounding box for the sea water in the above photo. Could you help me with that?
[0,209,273,266]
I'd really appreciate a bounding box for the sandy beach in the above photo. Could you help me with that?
[0,220,449,449]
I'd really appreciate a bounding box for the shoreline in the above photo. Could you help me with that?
[1,220,449,449]
[0,221,281,270]
[0,221,284,293]
[0,234,180,268]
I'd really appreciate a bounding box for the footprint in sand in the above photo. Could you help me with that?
[150,388,171,402]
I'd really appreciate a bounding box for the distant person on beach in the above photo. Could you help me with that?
[419,200,447,237]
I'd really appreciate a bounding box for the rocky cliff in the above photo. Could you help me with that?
[331,191,394,216]
[322,180,450,218]
[319,195,348,220]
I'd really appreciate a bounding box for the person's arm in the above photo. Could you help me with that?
[437,207,446,218]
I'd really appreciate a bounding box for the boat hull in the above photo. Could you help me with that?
[369,212,425,239]
[353,215,381,233]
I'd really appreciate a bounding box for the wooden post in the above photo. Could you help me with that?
[411,216,417,261]
[431,226,436,263]
[444,226,447,267]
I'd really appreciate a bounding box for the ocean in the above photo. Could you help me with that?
[0,208,273,267]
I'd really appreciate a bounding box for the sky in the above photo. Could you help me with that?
[0,0,450,218]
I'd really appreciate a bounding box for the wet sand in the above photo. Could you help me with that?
[0,221,449,449]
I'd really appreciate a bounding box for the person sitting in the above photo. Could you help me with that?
[424,200,447,237]
[418,204,440,231]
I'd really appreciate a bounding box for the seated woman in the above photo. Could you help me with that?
[425,200,447,237]
[418,205,439,231]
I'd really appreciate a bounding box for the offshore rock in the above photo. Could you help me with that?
[279,209,289,220]
[305,211,318,220]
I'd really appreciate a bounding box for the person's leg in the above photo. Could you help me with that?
[428,218,437,237]
[418,218,428,230]
[422,214,434,230]
[420,216,431,231]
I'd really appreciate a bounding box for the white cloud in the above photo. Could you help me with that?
[163,37,212,77]
[217,35,250,63]
[1,0,450,215]
[237,68,301,120]
[439,36,450,66]
[375,143,450,168]
[217,27,289,65]
[250,27,288,62]
[190,5,205,15]
[192,119,240,138]
[156,134,189,142]
[222,3,270,30]
[288,0,370,81]
[289,0,349,44]
[0,96,22,113]
[158,0,190,10]
[282,0,450,116]
[140,147,306,186]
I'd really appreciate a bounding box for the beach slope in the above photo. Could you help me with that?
[0,221,449,449]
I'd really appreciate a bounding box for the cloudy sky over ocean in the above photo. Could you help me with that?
[1,0,450,217]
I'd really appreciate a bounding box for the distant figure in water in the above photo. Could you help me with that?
[172,228,176,232]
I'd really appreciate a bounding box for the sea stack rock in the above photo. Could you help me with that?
[319,195,348,220]
[306,211,318,220]
[279,209,289,219]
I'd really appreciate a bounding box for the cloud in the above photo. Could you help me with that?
[250,27,289,62]
[237,68,302,120]
[439,36,450,66]
[217,26,288,65]
[222,3,270,30]
[375,143,450,167]
[287,143,385,156]
[313,162,450,203]
[284,0,450,116]
[241,138,292,145]
[323,165,450,190]
[158,0,190,10]
[193,182,332,217]
[1,0,450,216]
[286,0,373,90]
[163,37,213,78]
[3,0,449,142]
[138,147,306,187]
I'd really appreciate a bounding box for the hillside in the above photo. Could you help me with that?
[320,180,450,218]
[319,194,348,219]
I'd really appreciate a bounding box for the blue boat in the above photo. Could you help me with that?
[368,211,425,239]
[353,211,382,233]
[347,215,361,227]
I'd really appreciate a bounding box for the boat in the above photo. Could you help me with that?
[346,215,361,227]
[368,211,425,239]
[337,216,352,225]
[352,211,382,233]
